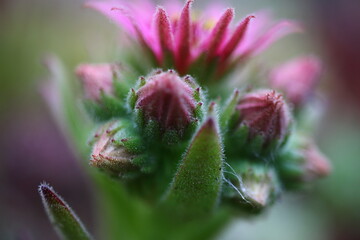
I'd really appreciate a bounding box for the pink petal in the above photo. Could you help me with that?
[86,1,162,62]
[154,7,175,60]
[204,8,234,59]
[234,11,272,56]
[242,20,302,58]
[174,0,193,74]
[219,15,255,61]
[85,1,136,36]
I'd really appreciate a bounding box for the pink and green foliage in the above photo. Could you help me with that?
[39,1,331,239]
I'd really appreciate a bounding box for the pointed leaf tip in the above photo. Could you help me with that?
[39,183,93,240]
[220,89,241,131]
[204,116,216,129]
[39,183,66,207]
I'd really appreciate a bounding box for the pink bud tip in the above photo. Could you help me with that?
[237,89,291,144]
[136,70,196,130]
[75,63,120,101]
[269,55,322,106]
[302,142,332,181]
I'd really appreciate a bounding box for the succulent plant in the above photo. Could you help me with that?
[39,1,331,239]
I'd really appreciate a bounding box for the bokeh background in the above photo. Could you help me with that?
[1,0,360,239]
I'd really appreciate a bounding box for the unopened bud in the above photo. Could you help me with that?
[277,137,331,189]
[269,55,322,107]
[236,90,291,152]
[76,63,120,101]
[301,142,331,181]
[224,163,279,208]
[90,121,143,178]
[135,70,201,136]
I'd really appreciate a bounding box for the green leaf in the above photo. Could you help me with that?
[83,95,125,122]
[91,172,152,240]
[165,115,224,217]
[38,183,93,240]
[220,89,241,132]
[42,55,92,159]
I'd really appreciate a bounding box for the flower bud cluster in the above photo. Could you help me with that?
[68,0,331,218]
[37,2,333,239]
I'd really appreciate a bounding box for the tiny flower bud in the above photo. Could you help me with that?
[277,137,331,189]
[90,121,143,178]
[269,55,322,107]
[301,142,332,181]
[76,63,120,101]
[236,89,291,152]
[224,163,279,208]
[135,70,199,134]
[241,166,278,207]
[76,63,128,121]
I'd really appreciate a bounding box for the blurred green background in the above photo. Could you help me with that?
[1,0,360,239]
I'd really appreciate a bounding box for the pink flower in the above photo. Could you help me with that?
[75,63,120,101]
[135,70,197,131]
[85,0,300,78]
[269,55,322,106]
[236,90,291,145]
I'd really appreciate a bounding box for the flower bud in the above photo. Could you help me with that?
[76,63,120,101]
[277,137,331,189]
[75,63,128,121]
[224,162,279,208]
[235,89,291,153]
[134,70,201,137]
[269,55,322,107]
[301,143,331,181]
[90,121,145,178]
